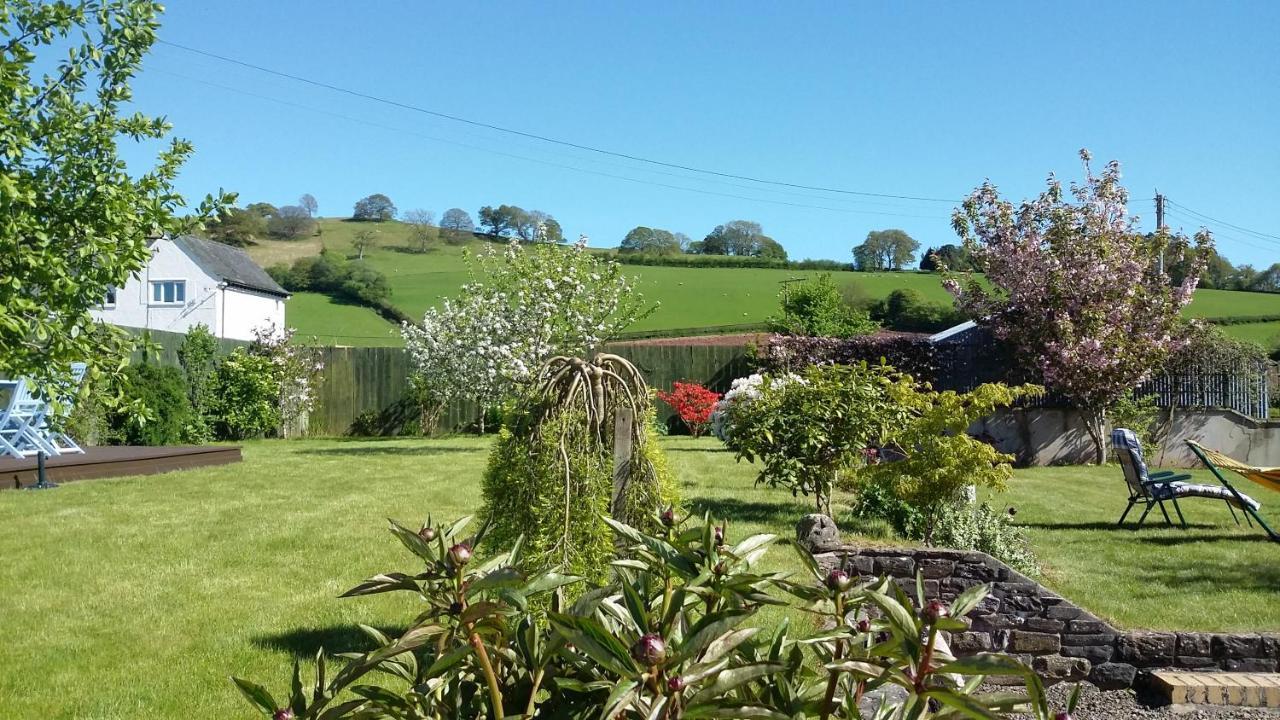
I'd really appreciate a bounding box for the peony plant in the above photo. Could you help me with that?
[232,511,1069,719]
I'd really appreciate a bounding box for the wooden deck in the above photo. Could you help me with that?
[0,445,242,489]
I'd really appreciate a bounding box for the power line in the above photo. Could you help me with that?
[148,68,952,221]
[1162,207,1280,253]
[1165,199,1280,243]
[155,40,960,204]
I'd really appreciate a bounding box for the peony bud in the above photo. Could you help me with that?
[714,560,728,576]
[1053,714,1071,720]
[418,526,437,541]
[660,506,675,527]
[448,543,472,566]
[667,676,685,692]
[273,711,294,720]
[713,524,725,545]
[631,633,666,666]
[857,619,871,633]
[924,600,949,624]
[825,569,851,592]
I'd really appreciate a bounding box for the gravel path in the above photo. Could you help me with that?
[1001,682,1280,719]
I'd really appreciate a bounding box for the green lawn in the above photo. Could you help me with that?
[266,220,1280,344]
[1218,320,1280,348]
[288,292,404,347]
[2,436,1277,717]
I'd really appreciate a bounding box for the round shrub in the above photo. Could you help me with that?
[209,348,281,439]
[109,364,193,446]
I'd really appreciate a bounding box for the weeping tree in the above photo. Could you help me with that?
[481,353,677,584]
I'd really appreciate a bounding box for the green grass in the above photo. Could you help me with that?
[1218,320,1280,348]
[0,436,816,719]
[990,464,1280,633]
[3,437,1278,717]
[265,220,1280,344]
[288,292,404,347]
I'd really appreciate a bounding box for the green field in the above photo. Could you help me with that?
[1218,320,1280,347]
[255,219,1280,346]
[3,436,1277,718]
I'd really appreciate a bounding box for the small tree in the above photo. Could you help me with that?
[730,363,916,514]
[0,0,226,404]
[353,193,396,221]
[266,205,315,239]
[858,382,1041,544]
[299,193,318,217]
[178,323,219,438]
[401,239,654,426]
[947,150,1209,462]
[854,229,919,271]
[770,273,878,338]
[352,229,378,259]
[402,208,437,252]
[439,207,475,243]
[656,382,721,437]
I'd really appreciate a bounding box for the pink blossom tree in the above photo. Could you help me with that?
[945,150,1210,463]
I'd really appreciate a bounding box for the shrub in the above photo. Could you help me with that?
[107,364,193,446]
[656,381,721,437]
[855,382,1042,544]
[869,288,965,333]
[769,273,878,338]
[178,323,219,442]
[232,512,1064,720]
[1108,389,1161,459]
[480,355,677,585]
[934,502,1040,576]
[710,372,802,444]
[209,348,280,439]
[730,363,917,513]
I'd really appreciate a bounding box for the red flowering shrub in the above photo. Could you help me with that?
[657,382,721,437]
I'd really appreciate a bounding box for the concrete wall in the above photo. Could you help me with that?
[972,407,1280,468]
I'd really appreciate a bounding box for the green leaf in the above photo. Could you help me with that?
[549,612,637,677]
[522,571,582,596]
[683,702,790,719]
[467,566,525,595]
[671,609,750,664]
[289,660,306,714]
[230,677,277,714]
[864,590,919,639]
[690,662,785,704]
[423,644,471,680]
[604,517,698,577]
[936,653,1033,677]
[340,573,420,598]
[700,627,759,665]
[600,679,638,719]
[950,583,991,618]
[923,689,1005,719]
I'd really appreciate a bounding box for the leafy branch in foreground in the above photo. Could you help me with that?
[233,512,1071,719]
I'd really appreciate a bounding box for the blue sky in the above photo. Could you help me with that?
[123,1,1280,267]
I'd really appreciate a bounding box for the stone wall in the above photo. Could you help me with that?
[971,407,1280,468]
[799,522,1280,689]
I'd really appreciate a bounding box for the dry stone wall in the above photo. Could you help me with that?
[798,515,1279,689]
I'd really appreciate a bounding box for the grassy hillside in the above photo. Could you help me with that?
[248,219,1280,346]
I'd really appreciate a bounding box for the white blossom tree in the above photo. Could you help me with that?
[401,239,653,430]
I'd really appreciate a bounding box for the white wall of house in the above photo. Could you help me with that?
[89,240,285,341]
[91,240,219,334]
[219,286,286,341]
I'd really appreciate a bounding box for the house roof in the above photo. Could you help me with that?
[173,235,289,298]
[927,320,979,343]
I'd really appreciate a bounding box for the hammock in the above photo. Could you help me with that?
[1186,442,1280,495]
[1185,441,1279,542]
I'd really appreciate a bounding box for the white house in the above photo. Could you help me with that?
[90,235,289,341]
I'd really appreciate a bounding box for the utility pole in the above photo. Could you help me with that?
[1155,192,1166,275]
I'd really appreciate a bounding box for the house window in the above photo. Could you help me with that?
[103,287,117,308]
[150,280,186,305]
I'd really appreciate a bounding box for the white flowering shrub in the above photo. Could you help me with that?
[249,323,325,438]
[401,239,652,423]
[710,372,803,442]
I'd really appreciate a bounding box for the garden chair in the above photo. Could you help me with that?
[32,362,87,455]
[1111,428,1259,530]
[1185,440,1279,542]
[0,378,56,459]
